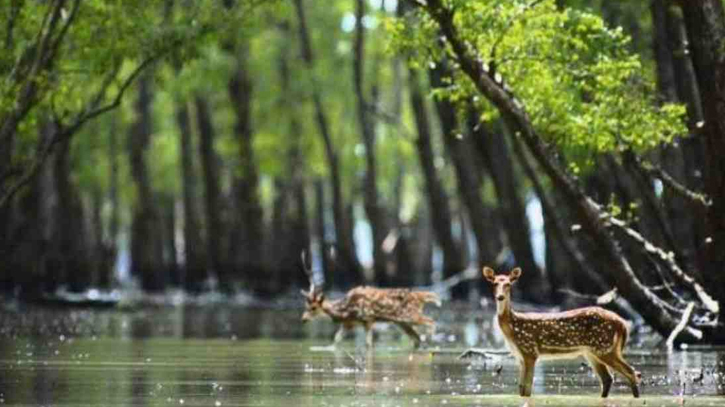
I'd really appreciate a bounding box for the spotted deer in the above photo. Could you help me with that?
[483,266,640,398]
[300,255,441,348]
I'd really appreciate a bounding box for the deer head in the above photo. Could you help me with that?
[300,251,325,323]
[483,266,521,305]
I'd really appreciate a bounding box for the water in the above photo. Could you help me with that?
[0,303,723,406]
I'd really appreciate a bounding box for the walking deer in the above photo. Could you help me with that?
[483,266,640,398]
[300,255,441,348]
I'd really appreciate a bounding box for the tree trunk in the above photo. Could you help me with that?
[430,64,499,270]
[470,117,547,301]
[408,68,466,295]
[315,179,334,288]
[650,0,699,275]
[1,120,54,294]
[227,42,265,291]
[195,95,228,291]
[269,178,290,293]
[651,0,679,102]
[509,130,610,302]
[176,100,206,292]
[293,0,362,287]
[410,204,434,287]
[104,113,120,289]
[162,195,179,287]
[675,0,725,310]
[128,75,165,292]
[353,0,387,286]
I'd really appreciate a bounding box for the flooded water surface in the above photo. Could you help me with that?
[0,303,723,406]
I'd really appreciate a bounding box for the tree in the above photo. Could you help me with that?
[408,68,467,296]
[195,94,227,291]
[396,0,720,341]
[293,0,363,287]
[127,75,166,291]
[353,0,388,286]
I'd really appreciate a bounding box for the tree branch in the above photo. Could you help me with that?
[666,302,698,350]
[489,0,546,70]
[629,152,711,210]
[0,54,159,208]
[603,213,719,314]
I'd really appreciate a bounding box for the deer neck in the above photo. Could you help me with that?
[496,297,516,325]
[321,299,345,321]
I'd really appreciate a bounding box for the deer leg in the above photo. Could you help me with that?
[602,354,640,398]
[517,359,527,397]
[396,322,422,349]
[332,325,346,346]
[517,357,536,397]
[522,356,536,397]
[364,322,374,348]
[586,355,613,398]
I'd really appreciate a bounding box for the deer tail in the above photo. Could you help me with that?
[414,291,442,307]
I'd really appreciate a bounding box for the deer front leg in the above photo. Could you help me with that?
[332,325,346,346]
[396,322,422,349]
[364,322,374,348]
[518,356,536,397]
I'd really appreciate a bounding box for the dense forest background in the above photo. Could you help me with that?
[1,0,725,343]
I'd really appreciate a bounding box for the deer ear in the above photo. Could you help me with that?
[510,268,522,282]
[482,267,496,282]
[300,289,309,298]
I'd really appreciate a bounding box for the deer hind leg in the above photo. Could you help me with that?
[518,356,536,397]
[601,353,640,398]
[396,322,422,349]
[585,355,613,398]
[415,315,436,338]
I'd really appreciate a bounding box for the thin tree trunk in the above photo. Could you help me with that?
[162,195,179,287]
[227,42,265,291]
[315,179,333,288]
[105,112,120,289]
[408,68,466,295]
[177,100,206,292]
[470,117,546,301]
[293,0,362,287]
[651,0,679,102]
[128,75,165,292]
[430,64,498,269]
[195,95,228,291]
[353,0,386,286]
[269,178,289,293]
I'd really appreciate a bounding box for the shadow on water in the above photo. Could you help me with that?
[0,303,723,406]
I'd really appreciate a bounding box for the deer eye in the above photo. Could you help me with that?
[504,283,511,288]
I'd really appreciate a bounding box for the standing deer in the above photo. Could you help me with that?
[299,254,441,348]
[483,266,640,398]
